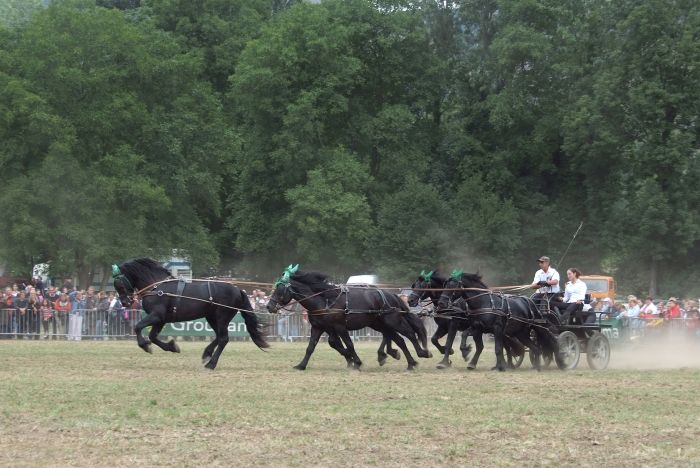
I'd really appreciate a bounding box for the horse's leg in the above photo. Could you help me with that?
[431,323,449,355]
[148,323,180,353]
[377,334,400,364]
[338,330,363,370]
[386,337,400,360]
[459,330,472,361]
[294,326,323,370]
[388,331,419,371]
[201,315,219,365]
[204,314,233,370]
[467,331,484,370]
[493,325,507,372]
[377,335,389,366]
[437,321,458,369]
[328,331,353,368]
[133,314,162,354]
[389,316,431,358]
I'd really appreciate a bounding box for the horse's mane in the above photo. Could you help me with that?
[430,270,448,285]
[458,272,489,289]
[119,258,173,284]
[290,271,335,292]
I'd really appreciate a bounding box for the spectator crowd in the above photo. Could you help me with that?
[0,278,143,340]
[1,278,698,341]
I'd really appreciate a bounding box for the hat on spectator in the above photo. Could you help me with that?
[668,297,677,303]
[537,256,550,262]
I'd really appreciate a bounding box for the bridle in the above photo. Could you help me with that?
[409,278,439,307]
[267,282,294,312]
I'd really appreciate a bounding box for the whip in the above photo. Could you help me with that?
[555,221,583,269]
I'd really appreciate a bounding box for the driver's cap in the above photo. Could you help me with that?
[537,256,550,262]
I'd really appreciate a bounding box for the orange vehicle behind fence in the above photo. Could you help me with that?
[580,275,616,302]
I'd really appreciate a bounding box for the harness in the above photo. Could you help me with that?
[438,284,551,331]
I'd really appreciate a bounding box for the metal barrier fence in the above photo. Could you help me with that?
[1,307,695,342]
[0,308,144,340]
[0,307,438,342]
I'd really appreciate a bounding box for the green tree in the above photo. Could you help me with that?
[0,0,228,283]
[285,149,374,272]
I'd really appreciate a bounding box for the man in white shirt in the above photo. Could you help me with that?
[530,256,560,310]
[639,297,658,316]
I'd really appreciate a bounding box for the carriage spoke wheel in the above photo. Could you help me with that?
[512,349,525,368]
[555,331,580,370]
[586,332,611,370]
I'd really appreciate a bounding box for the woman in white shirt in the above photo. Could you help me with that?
[550,268,587,324]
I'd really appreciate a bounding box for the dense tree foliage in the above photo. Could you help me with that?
[0,0,698,296]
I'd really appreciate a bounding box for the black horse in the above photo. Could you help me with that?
[437,272,557,371]
[113,258,269,369]
[408,270,472,360]
[267,269,431,370]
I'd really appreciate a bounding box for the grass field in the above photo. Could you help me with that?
[1,338,699,466]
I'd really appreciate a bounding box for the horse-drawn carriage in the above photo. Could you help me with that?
[409,270,613,371]
[508,294,612,370]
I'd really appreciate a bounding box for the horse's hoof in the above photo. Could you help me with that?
[467,365,476,370]
[406,365,416,371]
[204,361,216,370]
[293,364,306,371]
[448,349,454,355]
[170,341,180,353]
[378,357,387,366]
[491,366,506,372]
[143,344,152,354]
[436,361,451,369]
[388,350,400,360]
[426,352,433,359]
[202,356,212,365]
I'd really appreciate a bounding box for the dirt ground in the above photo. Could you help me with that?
[1,339,699,466]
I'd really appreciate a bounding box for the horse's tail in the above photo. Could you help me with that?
[401,302,429,350]
[239,289,270,349]
[533,324,558,356]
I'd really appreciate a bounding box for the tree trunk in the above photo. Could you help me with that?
[77,265,93,291]
[649,258,658,298]
[99,265,111,292]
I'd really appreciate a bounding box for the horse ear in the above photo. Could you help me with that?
[111,265,121,278]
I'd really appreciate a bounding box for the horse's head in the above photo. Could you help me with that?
[437,270,463,309]
[112,264,135,307]
[267,264,299,313]
[112,258,172,307]
[408,270,435,307]
[437,270,488,309]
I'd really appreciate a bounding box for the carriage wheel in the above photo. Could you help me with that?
[512,349,525,368]
[586,332,611,370]
[555,331,580,370]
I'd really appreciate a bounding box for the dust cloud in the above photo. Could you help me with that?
[609,333,700,370]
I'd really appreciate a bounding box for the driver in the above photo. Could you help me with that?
[530,256,560,309]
